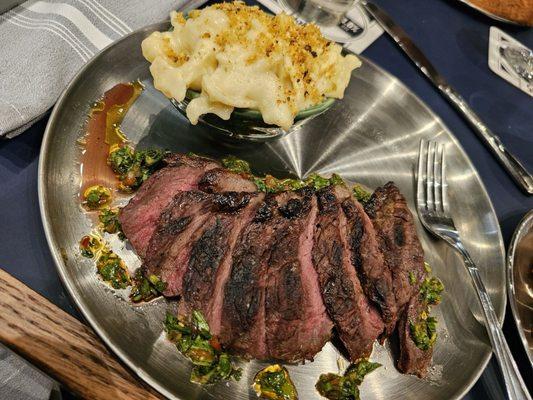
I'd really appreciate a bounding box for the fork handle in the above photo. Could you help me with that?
[454,242,531,400]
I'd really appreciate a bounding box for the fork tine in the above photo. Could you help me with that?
[441,144,449,213]
[434,143,443,212]
[426,141,435,211]
[417,139,427,209]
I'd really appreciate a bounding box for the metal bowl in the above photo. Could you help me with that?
[39,21,506,400]
[507,210,533,366]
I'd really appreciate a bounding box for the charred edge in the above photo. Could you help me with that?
[212,192,251,212]
[278,198,310,219]
[316,187,338,214]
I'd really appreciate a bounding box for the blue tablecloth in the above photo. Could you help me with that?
[0,0,531,398]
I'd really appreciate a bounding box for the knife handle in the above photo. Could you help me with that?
[439,84,533,194]
[0,268,163,400]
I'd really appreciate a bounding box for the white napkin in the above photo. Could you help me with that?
[0,0,208,138]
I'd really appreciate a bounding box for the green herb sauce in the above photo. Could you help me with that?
[315,359,381,400]
[98,207,124,239]
[410,313,437,351]
[409,262,444,351]
[83,185,112,209]
[79,234,104,258]
[253,364,298,400]
[129,270,167,302]
[221,155,251,174]
[164,311,241,385]
[108,145,168,191]
[95,249,130,289]
[419,276,444,305]
[352,184,372,204]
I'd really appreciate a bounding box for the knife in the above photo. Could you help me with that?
[363,1,533,195]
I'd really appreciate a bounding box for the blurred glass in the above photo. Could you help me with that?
[278,0,359,27]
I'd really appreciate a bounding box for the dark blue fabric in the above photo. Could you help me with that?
[0,0,531,398]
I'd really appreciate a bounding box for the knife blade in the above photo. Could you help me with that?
[363,1,533,194]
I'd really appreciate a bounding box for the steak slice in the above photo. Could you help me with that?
[313,186,384,361]
[365,182,426,311]
[119,154,220,258]
[179,192,264,336]
[220,198,278,359]
[397,296,433,378]
[198,168,257,193]
[337,186,398,336]
[143,190,215,296]
[265,189,333,362]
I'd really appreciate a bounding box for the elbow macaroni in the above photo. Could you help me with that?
[141,2,361,130]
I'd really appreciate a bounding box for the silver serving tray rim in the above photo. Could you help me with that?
[38,21,506,400]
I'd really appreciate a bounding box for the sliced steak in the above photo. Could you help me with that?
[119,155,220,258]
[336,186,397,336]
[265,189,333,362]
[220,198,277,359]
[397,296,433,378]
[179,192,265,336]
[143,190,216,296]
[313,186,384,361]
[365,182,426,311]
[198,168,257,193]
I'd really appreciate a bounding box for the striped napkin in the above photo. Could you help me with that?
[0,0,208,138]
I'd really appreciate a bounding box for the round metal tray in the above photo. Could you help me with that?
[39,22,505,400]
[507,210,533,366]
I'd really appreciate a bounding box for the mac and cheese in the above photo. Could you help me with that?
[142,2,361,130]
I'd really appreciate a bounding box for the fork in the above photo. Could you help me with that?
[416,140,531,400]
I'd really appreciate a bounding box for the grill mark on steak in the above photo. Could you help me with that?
[119,155,220,258]
[313,186,383,361]
[180,192,264,336]
[265,189,333,362]
[364,182,426,311]
[142,191,214,297]
[221,197,277,359]
[397,296,433,378]
[336,186,397,336]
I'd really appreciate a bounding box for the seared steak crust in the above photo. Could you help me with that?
[264,189,333,362]
[365,182,426,311]
[338,186,397,335]
[143,191,215,297]
[119,155,219,258]
[221,197,277,359]
[180,192,264,335]
[397,297,433,378]
[313,186,383,361]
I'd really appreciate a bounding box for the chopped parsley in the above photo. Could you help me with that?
[130,270,167,303]
[108,145,168,191]
[410,313,437,351]
[315,359,381,400]
[164,311,241,385]
[96,249,130,289]
[221,155,251,174]
[83,185,112,210]
[409,262,444,350]
[253,364,298,400]
[408,271,416,285]
[420,276,444,305]
[352,184,372,204]
[98,207,124,239]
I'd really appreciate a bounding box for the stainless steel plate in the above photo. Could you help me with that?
[39,22,506,400]
[507,210,533,366]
